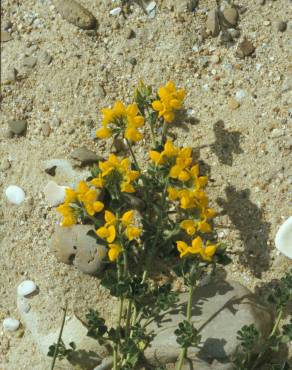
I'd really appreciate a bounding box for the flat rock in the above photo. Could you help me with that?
[70,147,102,166]
[236,38,255,58]
[206,9,220,37]
[17,280,38,297]
[144,280,271,365]
[54,0,97,30]
[3,67,17,84]
[50,225,107,275]
[8,120,27,135]
[1,30,12,42]
[5,185,25,205]
[3,318,20,332]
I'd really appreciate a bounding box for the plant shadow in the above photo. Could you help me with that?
[217,185,271,278]
[210,120,243,166]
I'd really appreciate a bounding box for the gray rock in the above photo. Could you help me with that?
[22,56,37,68]
[206,9,220,37]
[174,359,233,370]
[173,0,198,12]
[38,50,52,65]
[236,38,255,58]
[126,28,136,39]
[144,280,271,366]
[54,0,97,30]
[3,20,12,30]
[277,21,287,32]
[1,30,12,42]
[8,120,27,135]
[70,147,102,166]
[96,84,106,98]
[228,28,240,39]
[222,6,238,27]
[3,67,17,83]
[50,225,107,275]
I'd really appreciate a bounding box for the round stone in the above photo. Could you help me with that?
[5,185,25,205]
[3,318,20,332]
[277,21,287,32]
[17,280,37,297]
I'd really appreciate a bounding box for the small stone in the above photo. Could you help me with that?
[42,123,51,136]
[43,181,67,207]
[3,20,12,30]
[1,158,11,171]
[96,84,106,98]
[126,29,136,39]
[277,21,287,32]
[55,0,97,29]
[8,120,27,135]
[22,56,37,68]
[110,7,122,16]
[3,318,20,332]
[220,31,233,44]
[3,67,18,84]
[1,30,12,42]
[5,185,25,205]
[263,20,270,26]
[38,51,52,65]
[270,128,284,138]
[70,147,102,166]
[17,280,37,297]
[236,38,255,58]
[228,28,240,39]
[228,97,240,110]
[235,89,246,101]
[206,9,220,37]
[129,57,137,66]
[50,225,107,275]
[222,6,238,27]
[275,217,292,259]
[210,55,220,64]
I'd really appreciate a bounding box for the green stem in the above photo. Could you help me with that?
[176,284,194,370]
[251,308,283,370]
[51,304,67,370]
[125,299,133,337]
[125,138,140,170]
[161,120,168,145]
[113,346,118,370]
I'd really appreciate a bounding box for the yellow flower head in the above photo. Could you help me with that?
[57,203,77,227]
[108,243,122,262]
[176,236,217,262]
[152,81,185,123]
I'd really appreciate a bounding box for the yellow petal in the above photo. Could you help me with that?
[180,220,197,235]
[163,111,175,123]
[167,187,179,201]
[108,243,122,262]
[169,165,182,179]
[198,220,212,233]
[125,127,143,142]
[93,201,104,213]
[149,151,163,165]
[121,182,135,193]
[96,226,109,239]
[152,100,163,112]
[121,210,134,226]
[178,170,191,182]
[65,188,77,203]
[96,127,112,139]
[77,181,89,194]
[105,211,116,225]
[126,103,138,117]
[91,177,104,188]
[176,241,189,258]
[126,226,141,240]
[170,99,181,109]
[190,237,203,254]
[107,225,116,243]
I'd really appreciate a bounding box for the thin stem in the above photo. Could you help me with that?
[51,304,67,370]
[176,284,194,370]
[161,120,168,144]
[125,299,133,337]
[125,138,140,170]
[113,346,118,370]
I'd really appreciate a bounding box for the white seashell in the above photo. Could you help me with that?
[43,181,67,207]
[17,280,38,297]
[3,318,20,331]
[5,185,25,205]
[275,216,292,259]
[109,7,122,16]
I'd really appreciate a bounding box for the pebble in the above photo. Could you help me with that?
[236,38,255,58]
[55,0,97,29]
[38,51,52,65]
[263,20,271,26]
[275,217,292,259]
[228,28,240,39]
[210,55,220,64]
[17,280,37,297]
[228,97,240,110]
[1,158,11,171]
[3,318,20,332]
[22,56,37,68]
[3,20,12,30]
[8,120,27,135]
[1,30,12,42]
[43,181,67,207]
[206,9,220,37]
[277,21,287,32]
[235,89,246,101]
[126,29,136,39]
[222,6,238,27]
[110,7,122,16]
[129,57,137,66]
[5,185,25,205]
[70,147,102,166]
[3,68,17,84]
[42,122,51,136]
[96,84,106,98]
[270,128,284,138]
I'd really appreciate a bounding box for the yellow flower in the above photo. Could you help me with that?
[108,243,122,262]
[121,181,135,193]
[90,175,104,188]
[180,219,197,235]
[56,204,77,227]
[176,241,190,258]
[197,220,212,233]
[75,182,104,216]
[163,140,179,158]
[152,81,185,123]
[105,210,116,226]
[149,150,164,165]
[120,210,134,226]
[64,188,77,203]
[189,237,203,255]
[126,226,141,241]
[125,126,143,142]
[176,236,216,261]
[96,127,112,139]
[167,187,179,201]
[200,244,217,262]
[96,225,116,243]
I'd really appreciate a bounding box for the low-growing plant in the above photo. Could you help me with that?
[49,80,230,369]
[232,269,292,370]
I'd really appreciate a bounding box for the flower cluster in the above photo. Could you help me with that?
[57,181,104,227]
[96,210,141,261]
[91,154,140,193]
[96,101,144,142]
[152,81,186,123]
[176,237,216,261]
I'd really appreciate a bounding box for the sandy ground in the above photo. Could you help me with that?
[1,0,292,369]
